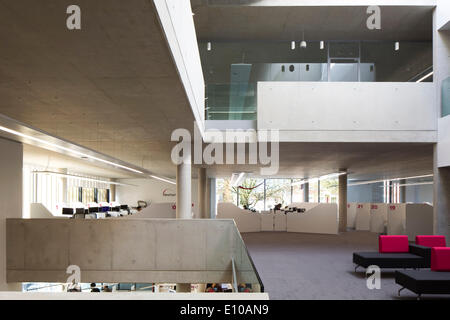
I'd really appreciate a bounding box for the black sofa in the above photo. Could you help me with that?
[353,244,430,271]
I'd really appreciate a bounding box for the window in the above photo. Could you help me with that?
[319,178,338,203]
[82,188,95,204]
[24,167,112,216]
[216,176,343,211]
[308,179,319,202]
[216,179,237,205]
[97,189,108,203]
[237,179,265,211]
[292,179,306,202]
[264,179,292,210]
[29,169,64,215]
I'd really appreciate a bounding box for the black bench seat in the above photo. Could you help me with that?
[353,246,429,271]
[395,270,450,299]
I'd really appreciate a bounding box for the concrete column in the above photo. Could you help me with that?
[61,168,68,203]
[399,179,406,203]
[197,167,207,219]
[0,138,23,291]
[176,283,191,293]
[433,144,450,242]
[176,160,191,219]
[317,180,321,203]
[303,182,309,202]
[109,179,116,202]
[210,178,216,218]
[176,150,192,290]
[205,178,211,219]
[338,172,348,233]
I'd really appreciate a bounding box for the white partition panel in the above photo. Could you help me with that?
[30,203,55,219]
[274,213,287,231]
[355,203,371,231]
[288,202,319,211]
[261,214,274,231]
[405,204,434,240]
[387,204,406,235]
[370,203,388,233]
[286,203,338,235]
[216,203,261,233]
[347,203,357,228]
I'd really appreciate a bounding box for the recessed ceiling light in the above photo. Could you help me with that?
[149,175,176,185]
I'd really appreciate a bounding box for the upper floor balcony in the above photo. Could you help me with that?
[199,40,436,142]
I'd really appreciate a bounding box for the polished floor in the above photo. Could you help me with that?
[242,231,450,300]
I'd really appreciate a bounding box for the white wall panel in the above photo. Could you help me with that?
[258,82,437,142]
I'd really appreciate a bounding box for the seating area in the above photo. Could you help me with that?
[353,235,430,271]
[352,235,450,299]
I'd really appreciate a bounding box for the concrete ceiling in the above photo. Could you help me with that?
[207,142,433,181]
[191,4,433,41]
[0,0,195,178]
[0,0,435,183]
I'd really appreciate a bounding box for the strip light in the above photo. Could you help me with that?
[149,175,176,185]
[348,174,433,187]
[33,171,130,186]
[0,125,143,174]
[416,71,433,83]
[386,181,433,188]
[291,172,347,186]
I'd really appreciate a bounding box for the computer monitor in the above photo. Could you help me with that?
[62,208,74,215]
[89,207,99,213]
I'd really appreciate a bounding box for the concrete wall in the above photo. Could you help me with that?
[116,178,199,217]
[6,219,258,284]
[435,2,450,167]
[0,138,22,291]
[258,82,437,142]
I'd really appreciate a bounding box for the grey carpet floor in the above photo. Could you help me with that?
[242,231,450,300]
